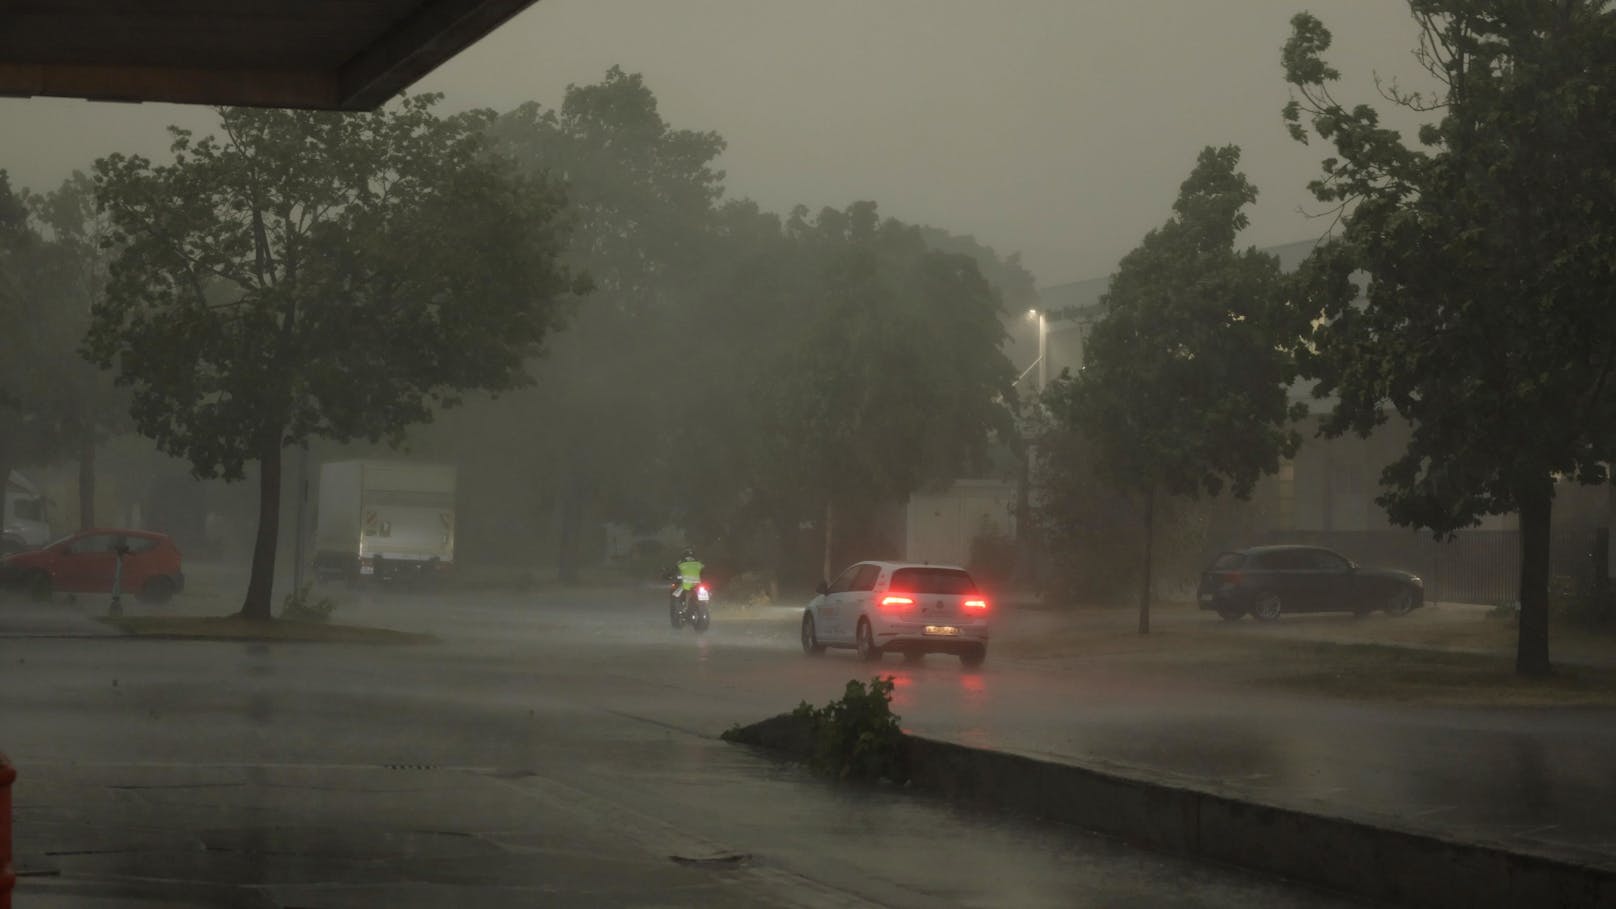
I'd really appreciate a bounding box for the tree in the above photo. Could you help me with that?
[29,172,129,528]
[1281,5,1616,675]
[86,95,579,619]
[1050,146,1303,633]
[0,171,39,497]
[0,171,84,505]
[483,67,728,581]
[761,202,1016,581]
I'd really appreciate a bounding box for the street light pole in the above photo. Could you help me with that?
[1036,311,1048,392]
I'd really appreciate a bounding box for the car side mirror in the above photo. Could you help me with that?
[815,581,829,596]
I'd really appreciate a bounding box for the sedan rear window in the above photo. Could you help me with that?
[1211,552,1245,570]
[890,568,977,595]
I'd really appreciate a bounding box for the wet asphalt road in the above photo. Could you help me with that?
[0,584,1378,908]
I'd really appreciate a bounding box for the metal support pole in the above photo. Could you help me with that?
[292,446,309,593]
[0,752,13,909]
[108,546,127,616]
[1036,312,1047,392]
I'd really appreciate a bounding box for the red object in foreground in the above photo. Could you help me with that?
[0,529,184,604]
[1,751,14,909]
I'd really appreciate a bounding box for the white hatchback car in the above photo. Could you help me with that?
[801,561,990,667]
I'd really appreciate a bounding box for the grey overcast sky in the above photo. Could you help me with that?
[0,1,1435,287]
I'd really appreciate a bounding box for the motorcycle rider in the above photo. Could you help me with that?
[664,547,705,614]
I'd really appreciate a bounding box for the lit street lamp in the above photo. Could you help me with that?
[1027,308,1047,392]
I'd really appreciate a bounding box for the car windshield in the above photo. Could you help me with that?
[890,568,977,595]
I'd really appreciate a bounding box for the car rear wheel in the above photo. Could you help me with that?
[855,618,882,662]
[26,570,51,603]
[1252,592,1283,622]
[959,645,986,668]
[801,612,826,655]
[1385,589,1417,617]
[138,576,177,605]
[1216,606,1245,622]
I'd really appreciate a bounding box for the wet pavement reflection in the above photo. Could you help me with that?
[5,583,1607,905]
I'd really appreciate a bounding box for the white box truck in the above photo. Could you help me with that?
[3,471,52,556]
[312,460,456,583]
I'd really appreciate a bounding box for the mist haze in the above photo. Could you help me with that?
[2,0,1434,286]
[5,3,1616,907]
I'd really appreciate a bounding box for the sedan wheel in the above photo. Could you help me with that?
[27,570,52,603]
[855,618,882,662]
[1385,589,1417,617]
[801,612,826,655]
[1252,592,1283,622]
[138,576,177,605]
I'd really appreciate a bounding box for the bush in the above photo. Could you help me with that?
[967,518,1018,592]
[279,583,337,624]
[1549,573,1616,630]
[791,676,908,783]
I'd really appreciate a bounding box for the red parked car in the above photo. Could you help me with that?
[0,528,185,604]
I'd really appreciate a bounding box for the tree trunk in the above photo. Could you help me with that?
[78,429,96,530]
[240,436,284,621]
[0,454,15,543]
[822,497,836,585]
[556,480,586,585]
[1516,476,1554,677]
[1013,438,1036,589]
[1139,486,1155,636]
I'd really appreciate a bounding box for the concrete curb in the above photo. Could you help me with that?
[725,713,1615,909]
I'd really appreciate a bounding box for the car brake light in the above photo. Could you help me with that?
[963,598,988,611]
[1221,572,1243,585]
[881,595,914,609]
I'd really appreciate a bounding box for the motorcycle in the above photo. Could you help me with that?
[666,574,712,633]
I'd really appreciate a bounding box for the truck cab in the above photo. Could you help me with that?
[3,471,52,556]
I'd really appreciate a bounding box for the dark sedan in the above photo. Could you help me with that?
[1197,545,1423,622]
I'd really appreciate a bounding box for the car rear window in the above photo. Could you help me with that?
[1211,552,1245,570]
[890,568,977,595]
[1252,550,1310,570]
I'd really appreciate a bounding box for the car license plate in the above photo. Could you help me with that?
[1198,592,1212,602]
[924,625,960,636]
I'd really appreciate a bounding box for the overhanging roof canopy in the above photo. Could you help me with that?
[0,0,539,110]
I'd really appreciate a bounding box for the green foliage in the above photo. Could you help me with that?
[1046,146,1302,626]
[967,517,1017,593]
[85,94,579,617]
[454,69,1024,584]
[0,170,120,482]
[1053,145,1303,505]
[1281,3,1616,674]
[745,203,1016,572]
[278,583,337,624]
[88,95,577,478]
[791,676,909,783]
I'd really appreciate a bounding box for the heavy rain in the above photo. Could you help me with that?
[3,2,1616,907]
